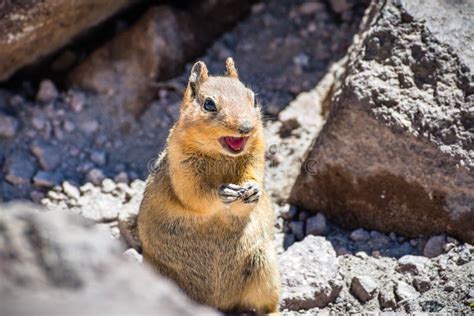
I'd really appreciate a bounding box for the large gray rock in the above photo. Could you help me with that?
[278,235,343,310]
[290,0,474,243]
[0,0,133,81]
[0,203,217,316]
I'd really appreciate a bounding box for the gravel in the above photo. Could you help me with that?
[276,204,473,314]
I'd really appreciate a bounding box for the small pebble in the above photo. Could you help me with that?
[91,150,107,166]
[123,248,143,263]
[62,181,80,200]
[114,171,129,184]
[67,91,85,112]
[283,233,296,249]
[395,281,419,302]
[33,171,62,188]
[424,235,446,258]
[306,213,327,236]
[350,228,370,242]
[80,183,94,194]
[280,205,298,220]
[30,190,45,203]
[297,2,324,15]
[350,276,378,303]
[298,210,310,221]
[372,250,381,258]
[86,168,105,186]
[389,232,397,241]
[335,246,351,256]
[31,116,46,130]
[0,113,19,138]
[80,120,99,134]
[457,247,471,265]
[446,237,459,245]
[413,277,431,293]
[4,152,36,185]
[101,178,116,193]
[289,221,305,241]
[444,281,455,292]
[329,0,353,14]
[30,141,60,170]
[63,120,75,132]
[356,251,368,259]
[36,79,58,103]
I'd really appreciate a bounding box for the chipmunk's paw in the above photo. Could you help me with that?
[218,183,245,204]
[241,181,261,203]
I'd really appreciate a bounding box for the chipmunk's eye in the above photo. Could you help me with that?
[203,98,217,112]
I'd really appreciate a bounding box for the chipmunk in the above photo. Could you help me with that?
[137,58,280,313]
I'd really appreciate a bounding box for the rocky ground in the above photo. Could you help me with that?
[0,0,367,202]
[40,178,474,314]
[1,0,473,315]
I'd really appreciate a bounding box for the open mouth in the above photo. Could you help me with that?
[219,136,249,154]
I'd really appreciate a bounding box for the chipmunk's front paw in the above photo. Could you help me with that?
[218,183,245,204]
[241,182,261,203]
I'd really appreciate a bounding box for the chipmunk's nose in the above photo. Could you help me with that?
[238,120,253,134]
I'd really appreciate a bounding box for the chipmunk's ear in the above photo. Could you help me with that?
[225,57,238,79]
[188,61,208,98]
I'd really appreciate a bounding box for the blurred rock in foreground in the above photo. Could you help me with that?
[0,0,133,81]
[290,0,474,243]
[0,203,217,316]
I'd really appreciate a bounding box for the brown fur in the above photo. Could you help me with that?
[137,58,280,313]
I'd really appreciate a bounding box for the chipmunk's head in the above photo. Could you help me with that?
[178,58,263,157]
